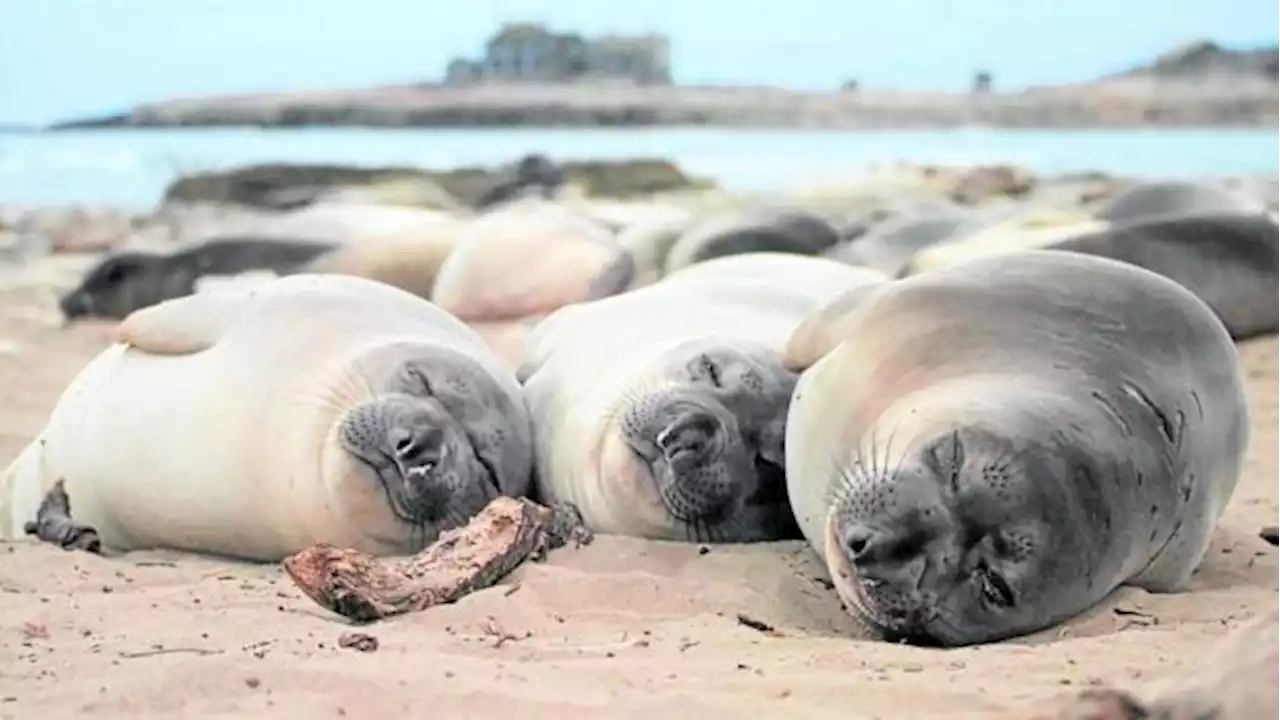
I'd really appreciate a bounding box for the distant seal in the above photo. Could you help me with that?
[519,255,885,542]
[3,275,533,561]
[615,215,696,286]
[236,203,456,243]
[1048,211,1279,340]
[1094,180,1265,224]
[785,250,1248,646]
[663,210,843,273]
[474,154,566,210]
[430,202,633,322]
[300,215,465,299]
[825,213,970,275]
[58,236,337,321]
[897,209,1108,277]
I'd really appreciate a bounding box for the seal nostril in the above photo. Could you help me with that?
[844,527,873,560]
[657,410,719,463]
[389,428,416,459]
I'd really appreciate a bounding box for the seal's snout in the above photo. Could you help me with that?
[58,291,89,321]
[652,407,742,524]
[841,521,932,584]
[656,409,720,471]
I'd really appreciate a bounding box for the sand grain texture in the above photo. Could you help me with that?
[0,281,1275,719]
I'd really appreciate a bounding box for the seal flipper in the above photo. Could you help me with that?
[112,288,257,356]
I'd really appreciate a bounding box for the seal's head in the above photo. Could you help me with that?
[614,343,802,542]
[825,425,1109,646]
[338,358,500,547]
[60,251,196,322]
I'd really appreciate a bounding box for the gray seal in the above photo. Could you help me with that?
[519,254,886,543]
[785,250,1249,646]
[663,209,842,273]
[4,274,534,561]
[59,236,337,321]
[824,213,970,275]
[1094,180,1265,224]
[1048,211,1279,340]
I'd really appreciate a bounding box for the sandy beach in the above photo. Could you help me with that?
[0,253,1274,719]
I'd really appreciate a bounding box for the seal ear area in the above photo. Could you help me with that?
[782,282,888,372]
[111,286,257,356]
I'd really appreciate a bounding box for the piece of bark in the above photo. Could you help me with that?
[1021,608,1279,720]
[23,479,102,553]
[282,496,592,623]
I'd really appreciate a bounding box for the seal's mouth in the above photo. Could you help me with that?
[823,513,947,646]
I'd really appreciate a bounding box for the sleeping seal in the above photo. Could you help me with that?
[1094,180,1266,224]
[784,250,1248,646]
[4,275,533,561]
[663,210,843,274]
[1048,211,1279,340]
[825,213,970,275]
[58,237,338,321]
[520,254,887,543]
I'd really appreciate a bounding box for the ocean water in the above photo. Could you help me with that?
[0,127,1276,209]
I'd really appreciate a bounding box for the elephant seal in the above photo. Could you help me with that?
[825,213,970,275]
[58,236,338,321]
[473,154,565,210]
[430,202,633,322]
[663,210,843,273]
[519,255,883,542]
[3,274,533,561]
[1048,211,1279,340]
[1094,180,1265,224]
[300,216,464,299]
[897,210,1108,277]
[785,250,1248,646]
[616,215,696,286]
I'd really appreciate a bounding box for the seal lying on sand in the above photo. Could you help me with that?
[825,213,970,276]
[1094,180,1266,224]
[663,210,843,274]
[1048,212,1279,340]
[3,275,533,562]
[896,210,1107,277]
[615,215,696,286]
[58,236,337,321]
[519,254,887,542]
[430,202,633,322]
[300,216,465,300]
[784,250,1248,646]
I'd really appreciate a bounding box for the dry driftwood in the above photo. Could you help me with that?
[23,479,102,553]
[282,496,592,623]
[1023,607,1279,720]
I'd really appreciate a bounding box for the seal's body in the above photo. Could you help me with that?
[4,275,533,562]
[520,254,885,542]
[58,237,337,321]
[1049,211,1279,340]
[785,250,1248,646]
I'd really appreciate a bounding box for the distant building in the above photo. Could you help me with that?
[444,22,672,86]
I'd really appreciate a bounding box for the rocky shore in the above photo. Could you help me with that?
[49,42,1280,131]
[48,79,1278,130]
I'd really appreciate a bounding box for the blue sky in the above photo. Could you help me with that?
[2,0,1277,125]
